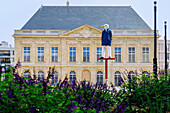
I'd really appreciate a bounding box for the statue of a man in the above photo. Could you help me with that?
[100,24,112,58]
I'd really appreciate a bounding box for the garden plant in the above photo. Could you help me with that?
[0,62,169,113]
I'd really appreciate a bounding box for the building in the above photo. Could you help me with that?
[158,40,170,71]
[0,41,14,69]
[13,5,159,86]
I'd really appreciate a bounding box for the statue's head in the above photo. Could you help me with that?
[101,24,109,30]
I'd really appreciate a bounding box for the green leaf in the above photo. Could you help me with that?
[38,82,42,85]
[31,95,36,98]
[24,77,30,80]
[58,102,64,107]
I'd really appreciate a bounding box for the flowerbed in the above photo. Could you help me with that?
[0,66,169,113]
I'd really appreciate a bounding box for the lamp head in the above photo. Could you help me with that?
[154,1,157,5]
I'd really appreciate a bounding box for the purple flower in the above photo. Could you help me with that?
[79,100,84,104]
[103,83,107,88]
[29,106,37,113]
[66,94,71,98]
[18,61,21,68]
[101,106,104,110]
[71,104,77,108]
[81,81,85,87]
[117,105,127,113]
[86,105,90,110]
[111,84,114,88]
[80,96,83,99]
[90,101,94,105]
[35,81,38,84]
[74,97,79,101]
[63,89,67,93]
[13,99,17,102]
[102,102,104,106]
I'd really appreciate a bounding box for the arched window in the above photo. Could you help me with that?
[38,71,44,81]
[128,71,135,80]
[69,71,76,83]
[51,71,58,86]
[115,71,121,86]
[23,71,31,82]
[142,71,149,77]
[97,71,103,85]
[23,71,31,78]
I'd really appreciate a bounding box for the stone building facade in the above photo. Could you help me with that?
[158,40,170,70]
[13,6,159,86]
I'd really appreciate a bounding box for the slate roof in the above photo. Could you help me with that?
[21,6,151,30]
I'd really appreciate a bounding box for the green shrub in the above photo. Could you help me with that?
[112,73,170,113]
[0,71,117,112]
[0,63,169,113]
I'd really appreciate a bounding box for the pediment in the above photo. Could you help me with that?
[59,24,102,38]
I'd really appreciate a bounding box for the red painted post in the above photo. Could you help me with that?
[105,59,108,79]
[97,58,115,85]
[105,59,108,85]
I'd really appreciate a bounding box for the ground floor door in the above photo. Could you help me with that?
[82,70,91,84]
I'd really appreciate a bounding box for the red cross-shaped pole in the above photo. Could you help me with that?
[97,58,116,86]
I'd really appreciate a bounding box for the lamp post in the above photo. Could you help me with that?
[164,21,168,77]
[153,1,158,77]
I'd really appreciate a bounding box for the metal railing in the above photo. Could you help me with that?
[0,53,10,56]
[1,61,11,63]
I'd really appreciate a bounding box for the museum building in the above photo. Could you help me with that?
[13,5,159,86]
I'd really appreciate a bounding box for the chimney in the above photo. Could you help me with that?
[40,4,43,10]
[66,0,69,6]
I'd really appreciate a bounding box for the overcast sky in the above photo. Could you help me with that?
[0,0,169,46]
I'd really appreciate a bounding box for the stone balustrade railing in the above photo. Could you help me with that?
[14,30,156,36]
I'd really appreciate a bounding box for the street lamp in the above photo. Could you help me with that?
[153,1,158,77]
[164,21,168,77]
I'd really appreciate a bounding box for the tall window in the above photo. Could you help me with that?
[24,47,30,62]
[38,71,44,81]
[168,44,170,51]
[128,71,135,80]
[115,47,121,62]
[69,47,76,62]
[38,47,44,62]
[51,47,58,62]
[23,71,31,77]
[128,47,135,62]
[51,71,58,86]
[24,71,31,83]
[143,47,149,62]
[167,53,170,60]
[142,71,149,77]
[83,47,90,62]
[12,50,14,63]
[69,71,76,83]
[115,71,121,86]
[97,71,103,85]
[97,47,103,62]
